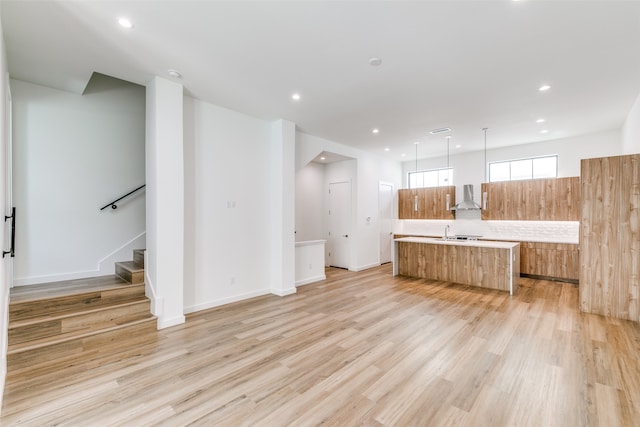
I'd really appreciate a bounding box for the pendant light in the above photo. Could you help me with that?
[446,135,451,210]
[482,128,488,210]
[414,142,419,212]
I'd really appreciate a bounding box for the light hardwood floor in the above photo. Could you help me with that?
[2,265,639,426]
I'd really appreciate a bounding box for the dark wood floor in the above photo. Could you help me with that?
[2,265,639,426]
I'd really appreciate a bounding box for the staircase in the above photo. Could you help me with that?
[6,249,156,375]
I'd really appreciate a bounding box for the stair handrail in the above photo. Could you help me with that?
[100,185,146,211]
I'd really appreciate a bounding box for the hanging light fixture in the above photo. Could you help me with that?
[483,127,488,210]
[446,135,451,210]
[414,142,419,211]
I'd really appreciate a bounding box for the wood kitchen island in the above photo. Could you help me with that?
[393,237,520,295]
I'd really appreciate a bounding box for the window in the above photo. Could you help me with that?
[408,168,453,189]
[489,155,557,182]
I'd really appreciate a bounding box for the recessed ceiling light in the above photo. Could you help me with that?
[536,118,546,123]
[372,128,380,134]
[540,130,549,134]
[539,85,551,91]
[455,144,461,148]
[291,93,301,101]
[430,127,451,134]
[369,57,383,67]
[320,156,326,160]
[384,148,390,152]
[401,153,406,157]
[168,69,182,78]
[118,18,134,29]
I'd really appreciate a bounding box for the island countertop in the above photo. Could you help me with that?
[394,236,520,249]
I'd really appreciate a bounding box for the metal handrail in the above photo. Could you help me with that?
[100,185,146,211]
[3,207,15,258]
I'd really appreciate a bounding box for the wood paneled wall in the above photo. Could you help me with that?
[481,177,581,221]
[580,154,640,321]
[520,242,579,282]
[398,186,455,220]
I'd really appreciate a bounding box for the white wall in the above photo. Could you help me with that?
[11,77,146,285]
[296,132,402,271]
[402,128,623,203]
[0,12,9,411]
[623,90,640,154]
[183,96,277,313]
[295,161,324,242]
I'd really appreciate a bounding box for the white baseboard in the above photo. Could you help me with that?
[349,263,381,272]
[183,289,272,314]
[295,274,326,287]
[271,287,297,297]
[157,315,185,330]
[13,269,106,286]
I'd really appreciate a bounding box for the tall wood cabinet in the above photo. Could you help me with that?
[398,186,455,220]
[580,154,640,321]
[481,177,581,221]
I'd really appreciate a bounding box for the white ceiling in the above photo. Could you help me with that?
[3,0,640,160]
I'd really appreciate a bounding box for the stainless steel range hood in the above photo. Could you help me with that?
[451,184,481,210]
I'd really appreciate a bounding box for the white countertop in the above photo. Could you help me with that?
[395,236,520,249]
[295,240,326,247]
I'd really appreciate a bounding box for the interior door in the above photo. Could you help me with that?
[379,182,393,264]
[328,181,351,269]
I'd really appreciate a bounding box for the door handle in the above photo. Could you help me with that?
[342,234,348,238]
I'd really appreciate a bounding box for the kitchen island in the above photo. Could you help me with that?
[393,237,520,295]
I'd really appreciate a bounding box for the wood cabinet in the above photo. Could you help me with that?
[580,154,640,322]
[520,242,579,283]
[481,177,581,221]
[398,186,455,220]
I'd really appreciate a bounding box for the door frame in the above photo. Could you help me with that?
[378,181,394,264]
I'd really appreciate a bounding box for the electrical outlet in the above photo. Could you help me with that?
[230,276,235,285]
[308,263,313,270]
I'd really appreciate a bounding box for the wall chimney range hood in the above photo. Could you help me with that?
[451,184,481,210]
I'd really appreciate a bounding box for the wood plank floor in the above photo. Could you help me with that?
[2,264,639,426]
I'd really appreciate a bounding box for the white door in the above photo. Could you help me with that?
[379,182,393,264]
[328,181,351,269]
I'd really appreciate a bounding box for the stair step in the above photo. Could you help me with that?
[115,261,144,284]
[7,316,157,371]
[8,298,151,345]
[133,249,145,268]
[10,283,145,322]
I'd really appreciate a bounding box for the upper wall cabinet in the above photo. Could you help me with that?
[399,186,455,220]
[481,177,581,221]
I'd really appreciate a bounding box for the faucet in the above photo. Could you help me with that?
[444,225,450,240]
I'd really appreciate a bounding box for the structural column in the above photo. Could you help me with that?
[145,77,185,328]
[270,120,296,296]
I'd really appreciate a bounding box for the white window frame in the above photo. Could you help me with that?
[407,167,453,189]
[488,155,558,182]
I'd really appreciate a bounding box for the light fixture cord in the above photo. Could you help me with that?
[483,128,488,182]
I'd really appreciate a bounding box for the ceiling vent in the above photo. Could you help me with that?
[430,127,451,134]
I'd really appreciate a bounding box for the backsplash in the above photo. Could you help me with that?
[396,219,579,244]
